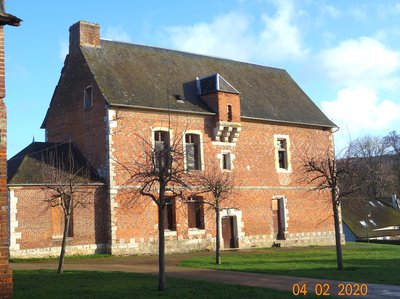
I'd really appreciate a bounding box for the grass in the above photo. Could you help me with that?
[180,242,400,285]
[13,270,292,299]
[10,254,111,263]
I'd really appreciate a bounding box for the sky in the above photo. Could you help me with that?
[4,0,400,157]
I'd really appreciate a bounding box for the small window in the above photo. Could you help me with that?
[369,219,377,226]
[227,104,233,122]
[164,198,176,231]
[277,138,288,169]
[222,152,232,170]
[188,197,204,229]
[84,86,93,109]
[369,201,376,207]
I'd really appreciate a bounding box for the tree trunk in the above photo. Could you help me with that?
[158,202,166,291]
[57,213,70,274]
[215,205,221,265]
[332,189,344,271]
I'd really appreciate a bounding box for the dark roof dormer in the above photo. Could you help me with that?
[197,73,240,95]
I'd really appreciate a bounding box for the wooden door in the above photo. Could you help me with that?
[222,216,237,248]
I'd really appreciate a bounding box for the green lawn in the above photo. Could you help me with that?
[180,243,400,285]
[13,270,292,299]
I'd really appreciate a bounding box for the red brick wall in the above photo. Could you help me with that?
[45,50,108,176]
[109,108,335,252]
[9,185,108,257]
[0,24,12,297]
[201,91,241,122]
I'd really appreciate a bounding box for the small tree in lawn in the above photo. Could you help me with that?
[301,145,361,271]
[193,161,235,265]
[41,142,95,274]
[117,130,188,291]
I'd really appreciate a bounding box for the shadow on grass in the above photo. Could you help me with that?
[14,270,292,299]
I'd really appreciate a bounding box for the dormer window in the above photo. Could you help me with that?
[227,105,233,122]
[84,86,93,109]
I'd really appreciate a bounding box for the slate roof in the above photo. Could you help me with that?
[81,40,335,128]
[8,142,103,185]
[342,197,400,240]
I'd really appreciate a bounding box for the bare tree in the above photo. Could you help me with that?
[41,142,96,274]
[192,162,235,265]
[301,146,361,271]
[117,130,189,291]
[348,136,389,200]
[385,131,400,194]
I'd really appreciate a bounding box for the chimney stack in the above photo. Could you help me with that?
[69,21,100,54]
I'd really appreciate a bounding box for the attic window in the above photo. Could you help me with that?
[369,201,376,207]
[369,219,377,226]
[359,220,368,228]
[84,86,93,109]
[377,201,385,207]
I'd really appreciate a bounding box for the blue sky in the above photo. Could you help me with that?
[5,0,400,157]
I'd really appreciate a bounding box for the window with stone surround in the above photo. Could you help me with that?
[185,133,201,171]
[222,152,232,171]
[188,197,204,229]
[153,130,170,171]
[274,135,291,172]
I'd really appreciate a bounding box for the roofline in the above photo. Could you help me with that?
[109,103,336,129]
[241,116,336,130]
[109,103,215,116]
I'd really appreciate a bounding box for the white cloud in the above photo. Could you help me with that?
[322,87,400,148]
[59,40,68,60]
[104,26,132,43]
[320,37,400,90]
[163,1,307,63]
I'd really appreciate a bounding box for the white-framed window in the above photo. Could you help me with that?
[84,86,93,109]
[152,128,172,171]
[220,151,232,171]
[185,133,201,170]
[274,135,291,172]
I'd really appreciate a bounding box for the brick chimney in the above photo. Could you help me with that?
[69,21,100,54]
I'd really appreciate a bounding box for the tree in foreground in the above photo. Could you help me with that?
[41,142,95,274]
[301,145,361,271]
[192,161,235,265]
[117,130,188,291]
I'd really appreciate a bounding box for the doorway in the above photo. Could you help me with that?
[222,216,238,248]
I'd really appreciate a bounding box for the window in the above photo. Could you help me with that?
[164,198,176,231]
[154,130,170,170]
[84,86,93,109]
[277,138,288,169]
[227,104,233,122]
[359,220,368,228]
[185,133,201,170]
[222,152,232,170]
[51,205,73,238]
[188,197,205,229]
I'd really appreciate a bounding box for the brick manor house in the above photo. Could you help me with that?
[8,21,339,257]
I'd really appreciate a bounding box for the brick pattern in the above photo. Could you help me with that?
[108,109,336,254]
[9,186,108,258]
[0,24,12,297]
